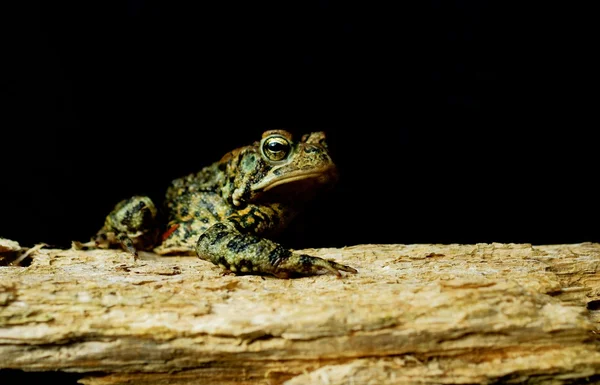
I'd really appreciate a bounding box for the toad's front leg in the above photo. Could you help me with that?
[196,221,357,278]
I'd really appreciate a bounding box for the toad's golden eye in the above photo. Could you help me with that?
[262,136,291,161]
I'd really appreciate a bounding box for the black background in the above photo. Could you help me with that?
[1,1,596,249]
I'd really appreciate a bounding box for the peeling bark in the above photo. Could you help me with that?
[1,242,600,384]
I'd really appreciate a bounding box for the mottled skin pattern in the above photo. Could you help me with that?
[91,130,357,278]
[93,196,158,259]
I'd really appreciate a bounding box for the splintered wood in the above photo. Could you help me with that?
[1,242,600,384]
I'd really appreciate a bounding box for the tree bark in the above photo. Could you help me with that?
[1,242,600,384]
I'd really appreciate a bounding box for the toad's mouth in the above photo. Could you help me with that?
[251,166,336,192]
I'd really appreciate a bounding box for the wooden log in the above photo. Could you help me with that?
[1,242,600,384]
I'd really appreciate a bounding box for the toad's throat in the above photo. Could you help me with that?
[251,167,335,192]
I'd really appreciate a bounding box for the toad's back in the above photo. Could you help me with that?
[152,163,229,254]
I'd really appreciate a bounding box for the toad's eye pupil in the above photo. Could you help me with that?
[268,141,285,152]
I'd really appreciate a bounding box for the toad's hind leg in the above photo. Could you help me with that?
[94,196,160,258]
[196,221,357,278]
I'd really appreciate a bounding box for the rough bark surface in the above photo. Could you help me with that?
[1,242,600,384]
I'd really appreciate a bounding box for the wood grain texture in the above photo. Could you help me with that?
[1,242,600,384]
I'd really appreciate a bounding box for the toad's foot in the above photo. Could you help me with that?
[275,253,358,278]
[196,221,357,278]
[116,232,139,260]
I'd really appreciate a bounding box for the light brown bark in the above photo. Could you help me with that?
[1,242,600,384]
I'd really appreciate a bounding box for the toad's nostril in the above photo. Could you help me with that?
[304,145,319,153]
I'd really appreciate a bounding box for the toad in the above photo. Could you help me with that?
[89,130,357,278]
